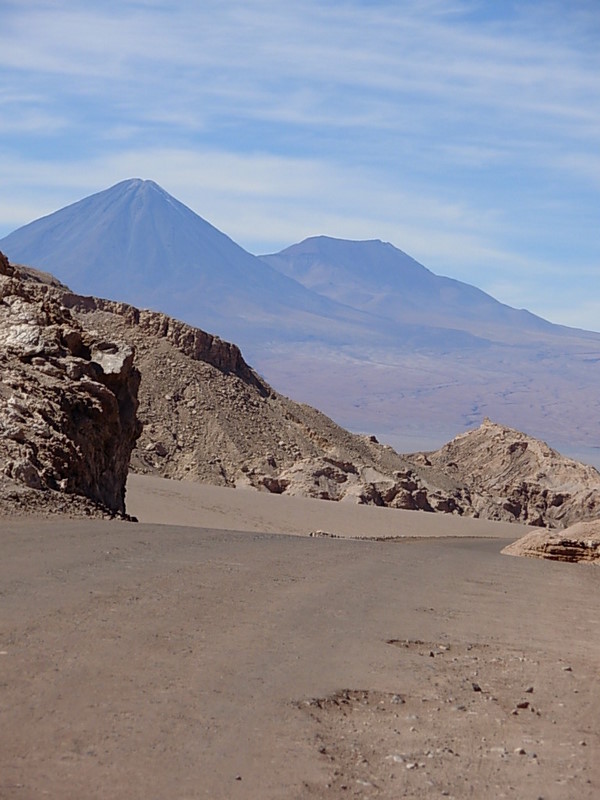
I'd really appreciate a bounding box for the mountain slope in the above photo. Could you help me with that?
[0,179,371,346]
[3,252,599,529]
[258,236,600,450]
[3,181,600,453]
[260,236,565,342]
[59,285,600,528]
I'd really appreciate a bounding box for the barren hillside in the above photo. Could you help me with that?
[3,254,599,531]
[61,294,467,514]
[64,292,600,529]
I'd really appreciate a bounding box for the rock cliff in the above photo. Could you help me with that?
[0,252,141,516]
[420,418,600,528]
[502,520,600,563]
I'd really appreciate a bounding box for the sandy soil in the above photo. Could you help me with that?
[1,476,599,799]
[125,473,525,540]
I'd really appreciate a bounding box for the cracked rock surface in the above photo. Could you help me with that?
[0,252,141,516]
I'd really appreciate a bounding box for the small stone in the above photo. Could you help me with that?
[387,754,404,764]
[579,740,587,747]
[514,747,526,755]
[406,762,417,769]
[525,686,534,693]
[472,682,482,692]
[516,701,530,709]
[562,666,572,672]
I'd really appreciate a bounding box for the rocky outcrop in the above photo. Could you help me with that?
[0,252,141,516]
[4,253,599,531]
[60,291,471,511]
[64,293,600,528]
[420,418,600,528]
[502,520,600,563]
[61,294,263,388]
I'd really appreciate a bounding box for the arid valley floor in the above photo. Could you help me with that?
[1,476,598,799]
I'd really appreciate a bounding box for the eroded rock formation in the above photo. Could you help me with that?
[3,253,599,531]
[502,520,600,563]
[59,291,473,514]
[420,418,600,528]
[61,290,600,529]
[0,252,141,516]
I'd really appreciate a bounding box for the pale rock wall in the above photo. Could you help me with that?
[0,252,141,515]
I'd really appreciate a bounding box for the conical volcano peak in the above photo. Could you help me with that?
[0,179,356,343]
[84,178,180,209]
[110,177,161,191]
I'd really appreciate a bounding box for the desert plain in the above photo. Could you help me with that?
[1,474,598,800]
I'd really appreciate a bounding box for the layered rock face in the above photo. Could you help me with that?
[0,252,141,516]
[502,520,600,563]
[421,418,600,528]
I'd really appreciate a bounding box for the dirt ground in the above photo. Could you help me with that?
[1,477,598,799]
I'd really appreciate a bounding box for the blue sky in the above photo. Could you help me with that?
[1,0,598,329]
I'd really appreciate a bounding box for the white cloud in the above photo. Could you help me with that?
[0,144,550,286]
[2,0,598,140]
[0,0,598,327]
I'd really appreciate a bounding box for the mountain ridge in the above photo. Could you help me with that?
[2,179,600,453]
[2,250,599,531]
[260,235,564,341]
[0,179,373,346]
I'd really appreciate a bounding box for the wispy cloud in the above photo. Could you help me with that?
[0,0,598,329]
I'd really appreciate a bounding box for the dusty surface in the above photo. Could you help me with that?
[126,473,527,540]
[1,479,598,799]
